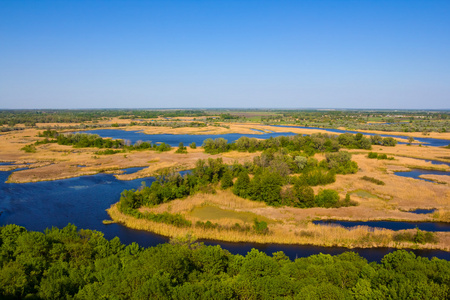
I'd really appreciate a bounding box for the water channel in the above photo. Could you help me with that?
[1,165,449,262]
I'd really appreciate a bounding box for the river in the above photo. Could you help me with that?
[1,166,449,262]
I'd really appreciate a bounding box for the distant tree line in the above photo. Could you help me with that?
[34,130,173,153]
[201,133,397,156]
[0,109,208,126]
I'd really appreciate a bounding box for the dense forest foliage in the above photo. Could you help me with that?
[0,224,449,299]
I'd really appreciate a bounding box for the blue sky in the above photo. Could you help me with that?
[1,0,449,109]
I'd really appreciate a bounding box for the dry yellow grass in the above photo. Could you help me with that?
[419,174,450,185]
[108,203,450,250]
[0,128,259,182]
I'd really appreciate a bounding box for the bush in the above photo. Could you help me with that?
[315,189,340,208]
[154,142,172,152]
[175,142,188,153]
[189,142,197,149]
[361,176,385,185]
[220,171,234,189]
[253,218,269,235]
[368,152,378,159]
[95,149,123,155]
[21,144,36,153]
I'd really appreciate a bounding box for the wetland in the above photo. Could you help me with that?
[1,110,450,261]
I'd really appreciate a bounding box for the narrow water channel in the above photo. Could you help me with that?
[313,220,450,232]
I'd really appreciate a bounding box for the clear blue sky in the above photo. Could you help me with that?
[1,0,449,109]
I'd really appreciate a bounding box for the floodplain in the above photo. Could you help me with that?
[1,110,449,251]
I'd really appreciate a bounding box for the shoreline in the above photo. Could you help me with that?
[106,203,450,251]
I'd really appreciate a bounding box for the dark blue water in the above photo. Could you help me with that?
[271,125,450,147]
[394,169,449,183]
[79,129,297,146]
[408,209,436,214]
[313,220,450,232]
[120,166,147,175]
[425,160,450,167]
[1,167,449,262]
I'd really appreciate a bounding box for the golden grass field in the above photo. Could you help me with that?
[1,119,450,250]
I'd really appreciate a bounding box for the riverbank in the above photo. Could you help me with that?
[107,202,450,251]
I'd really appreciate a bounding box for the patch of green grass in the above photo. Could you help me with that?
[189,205,274,224]
[350,189,380,199]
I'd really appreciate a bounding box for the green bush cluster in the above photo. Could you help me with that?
[367,152,393,160]
[370,135,398,146]
[0,224,449,299]
[361,176,385,185]
[56,133,125,148]
[20,144,36,153]
[175,142,188,153]
[195,221,253,234]
[119,205,191,228]
[95,149,124,155]
[253,218,269,235]
[119,158,229,210]
[203,132,374,155]
[119,149,358,210]
[393,228,438,244]
[35,131,174,153]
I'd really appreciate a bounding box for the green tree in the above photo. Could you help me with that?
[233,171,250,198]
[220,170,234,189]
[315,189,340,208]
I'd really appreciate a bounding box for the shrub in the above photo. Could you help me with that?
[175,142,187,153]
[315,189,340,208]
[21,144,36,153]
[220,171,234,189]
[361,176,385,185]
[368,152,378,159]
[253,218,269,235]
[95,149,123,155]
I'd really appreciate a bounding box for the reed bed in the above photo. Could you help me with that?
[108,204,450,250]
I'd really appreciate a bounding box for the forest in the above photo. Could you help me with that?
[0,224,449,299]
